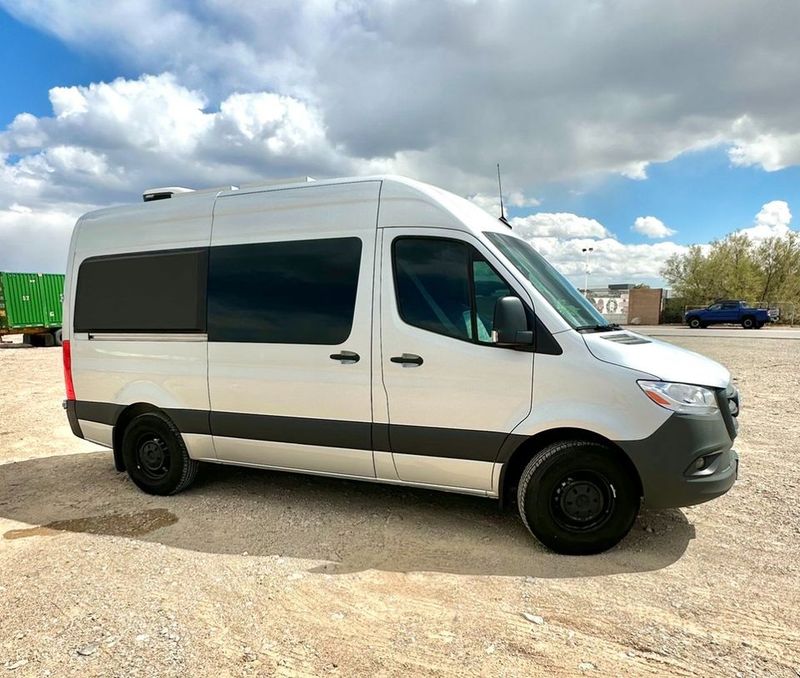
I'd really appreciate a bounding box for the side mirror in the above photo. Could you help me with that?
[492,296,533,346]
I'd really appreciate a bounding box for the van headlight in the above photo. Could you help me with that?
[637,381,719,416]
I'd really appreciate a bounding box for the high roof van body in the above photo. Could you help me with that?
[62,176,739,554]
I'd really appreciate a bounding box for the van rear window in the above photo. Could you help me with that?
[207,237,362,344]
[74,248,208,333]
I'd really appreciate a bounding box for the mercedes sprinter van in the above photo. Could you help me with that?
[62,176,740,554]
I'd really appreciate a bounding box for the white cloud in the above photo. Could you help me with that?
[5,0,800,186]
[468,191,540,217]
[737,200,793,241]
[0,202,94,272]
[522,235,687,287]
[633,216,676,239]
[510,213,610,240]
[728,116,800,171]
[0,74,346,194]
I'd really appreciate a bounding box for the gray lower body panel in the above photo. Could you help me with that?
[617,413,737,509]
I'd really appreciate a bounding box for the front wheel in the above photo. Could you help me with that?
[121,411,199,495]
[517,440,640,555]
[688,317,702,329]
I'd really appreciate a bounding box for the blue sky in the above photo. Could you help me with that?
[1,2,799,281]
[521,149,800,246]
[0,12,126,127]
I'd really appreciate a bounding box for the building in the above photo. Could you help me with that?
[583,284,663,325]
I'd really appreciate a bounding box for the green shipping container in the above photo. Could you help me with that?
[0,272,65,334]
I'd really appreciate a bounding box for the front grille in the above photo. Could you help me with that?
[717,383,739,440]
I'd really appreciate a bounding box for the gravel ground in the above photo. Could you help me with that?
[1,336,798,676]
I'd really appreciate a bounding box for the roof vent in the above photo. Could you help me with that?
[142,187,194,202]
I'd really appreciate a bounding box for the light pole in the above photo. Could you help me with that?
[582,247,594,296]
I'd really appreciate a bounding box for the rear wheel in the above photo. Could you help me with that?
[741,316,755,329]
[688,317,702,329]
[52,328,63,346]
[517,440,640,555]
[121,411,199,495]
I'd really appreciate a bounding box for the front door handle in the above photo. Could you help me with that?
[390,353,424,366]
[330,351,360,363]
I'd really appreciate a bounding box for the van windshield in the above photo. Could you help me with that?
[485,232,610,330]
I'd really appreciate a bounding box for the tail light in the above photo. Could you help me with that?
[63,339,76,400]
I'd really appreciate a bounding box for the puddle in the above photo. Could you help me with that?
[3,508,178,540]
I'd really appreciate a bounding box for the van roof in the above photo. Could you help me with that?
[76,174,514,251]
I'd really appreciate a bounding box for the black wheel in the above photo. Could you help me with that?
[52,329,63,346]
[121,412,199,495]
[741,316,755,329]
[688,317,701,329]
[516,440,639,555]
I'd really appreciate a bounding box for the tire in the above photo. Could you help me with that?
[120,411,199,495]
[688,317,702,329]
[52,328,63,346]
[741,316,755,329]
[516,440,640,555]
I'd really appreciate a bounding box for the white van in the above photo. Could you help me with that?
[62,175,739,554]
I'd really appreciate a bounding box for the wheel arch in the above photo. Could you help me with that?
[112,402,169,472]
[497,427,643,509]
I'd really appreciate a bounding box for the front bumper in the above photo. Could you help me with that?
[617,411,738,510]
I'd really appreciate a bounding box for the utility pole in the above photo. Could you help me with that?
[582,247,594,296]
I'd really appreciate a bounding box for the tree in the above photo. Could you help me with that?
[661,231,800,315]
[755,232,800,303]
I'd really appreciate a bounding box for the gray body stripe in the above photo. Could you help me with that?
[73,400,526,463]
[211,411,371,450]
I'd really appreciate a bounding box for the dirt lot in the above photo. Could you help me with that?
[1,336,798,676]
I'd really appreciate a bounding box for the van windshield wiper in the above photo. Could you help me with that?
[574,323,621,333]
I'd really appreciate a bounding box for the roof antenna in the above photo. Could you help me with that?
[496,163,511,228]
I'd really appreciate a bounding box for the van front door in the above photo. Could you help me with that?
[207,182,379,477]
[378,229,534,492]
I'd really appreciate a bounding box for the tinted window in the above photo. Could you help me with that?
[74,248,208,333]
[394,238,473,340]
[208,237,362,344]
[708,303,722,311]
[473,259,512,342]
[393,237,518,343]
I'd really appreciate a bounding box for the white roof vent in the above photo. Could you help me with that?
[142,186,194,202]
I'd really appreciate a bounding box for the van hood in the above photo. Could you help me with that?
[581,330,731,389]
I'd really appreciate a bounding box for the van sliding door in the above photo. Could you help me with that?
[207,181,380,477]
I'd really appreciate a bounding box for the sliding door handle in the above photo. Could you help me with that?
[390,353,424,366]
[330,351,360,363]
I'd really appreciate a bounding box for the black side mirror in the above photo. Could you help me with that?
[492,296,533,346]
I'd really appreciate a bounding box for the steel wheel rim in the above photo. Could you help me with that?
[136,434,171,480]
[551,471,615,532]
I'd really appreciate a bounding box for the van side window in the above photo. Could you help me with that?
[393,237,515,343]
[473,259,512,341]
[74,248,208,333]
[208,237,362,344]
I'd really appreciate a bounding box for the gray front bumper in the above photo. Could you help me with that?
[617,412,738,510]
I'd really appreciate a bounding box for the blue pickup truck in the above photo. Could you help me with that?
[685,300,774,329]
